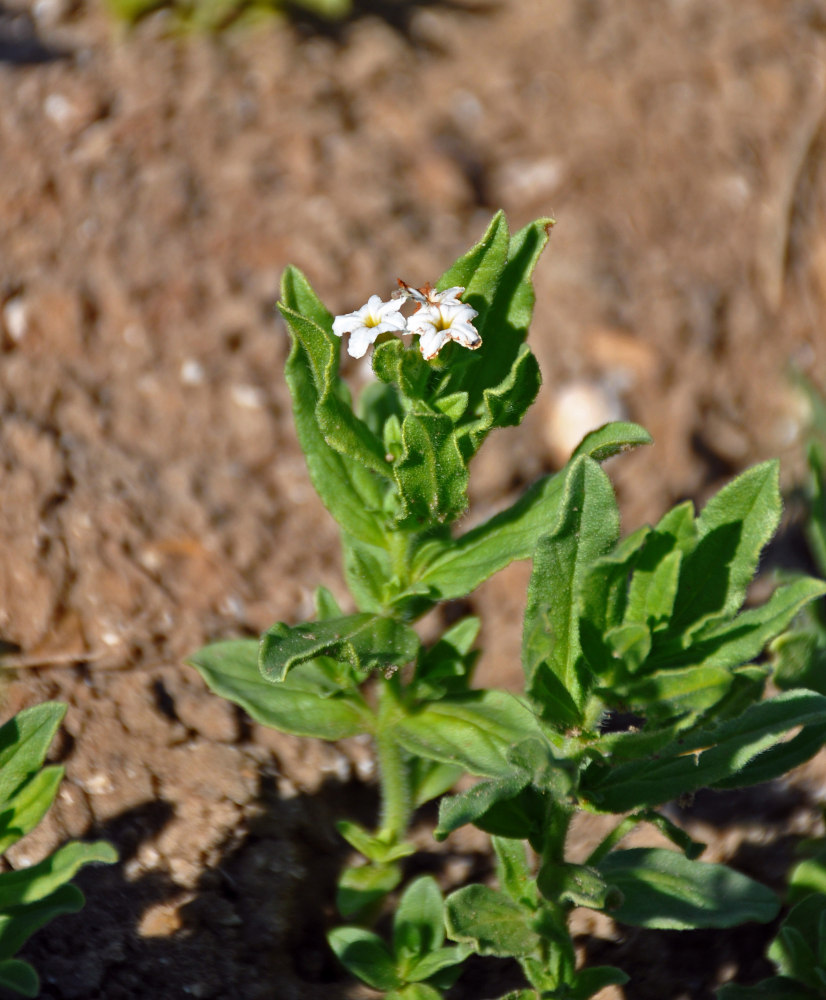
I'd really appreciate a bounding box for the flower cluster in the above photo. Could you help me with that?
[332,281,481,360]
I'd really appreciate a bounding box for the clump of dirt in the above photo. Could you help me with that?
[2,0,826,996]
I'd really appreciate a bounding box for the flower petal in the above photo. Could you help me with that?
[419,326,449,360]
[347,325,378,359]
[332,312,364,337]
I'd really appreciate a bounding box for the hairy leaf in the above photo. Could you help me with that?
[597,848,778,929]
[259,614,419,683]
[190,639,370,739]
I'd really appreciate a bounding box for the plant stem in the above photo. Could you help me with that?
[375,679,412,843]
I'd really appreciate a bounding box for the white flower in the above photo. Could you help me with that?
[408,301,481,360]
[332,295,407,359]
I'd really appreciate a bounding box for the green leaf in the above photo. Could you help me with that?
[0,959,38,998]
[190,640,370,740]
[336,821,415,865]
[279,272,387,547]
[597,848,779,929]
[717,977,819,1000]
[789,851,826,902]
[0,841,117,910]
[387,984,443,1000]
[672,461,781,638]
[0,703,66,807]
[770,895,826,985]
[336,862,402,919]
[583,690,826,811]
[445,218,552,455]
[625,544,682,633]
[438,211,510,329]
[410,760,464,808]
[395,413,468,526]
[373,338,431,401]
[570,422,653,463]
[280,305,392,476]
[456,343,541,458]
[522,457,620,718]
[568,966,630,1000]
[394,876,445,962]
[445,884,541,958]
[314,585,343,620]
[435,774,531,841]
[341,533,393,613]
[492,836,538,909]
[259,614,419,683]
[652,577,826,675]
[328,926,400,991]
[537,861,613,910]
[281,264,333,330]
[0,883,84,961]
[0,766,64,853]
[412,422,647,603]
[404,945,469,985]
[394,691,547,778]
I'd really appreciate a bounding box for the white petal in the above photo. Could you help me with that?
[419,327,449,360]
[449,321,481,349]
[406,306,440,336]
[375,304,407,330]
[435,286,465,305]
[332,312,363,337]
[347,325,377,358]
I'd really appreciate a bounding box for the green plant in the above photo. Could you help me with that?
[717,851,826,999]
[771,373,826,696]
[105,0,350,32]
[0,702,117,997]
[191,212,826,998]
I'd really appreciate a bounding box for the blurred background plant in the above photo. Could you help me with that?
[771,374,826,697]
[0,703,115,998]
[104,0,350,31]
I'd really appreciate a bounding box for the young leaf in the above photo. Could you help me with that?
[444,218,552,455]
[445,884,541,958]
[582,690,826,811]
[597,848,779,929]
[522,456,620,718]
[281,264,333,330]
[0,959,38,998]
[341,533,393,613]
[259,614,419,683]
[280,305,392,477]
[568,966,630,1000]
[671,461,781,639]
[570,422,654,462]
[336,821,415,865]
[337,862,402,919]
[0,766,64,853]
[190,640,371,739]
[394,413,468,526]
[437,211,510,327]
[0,841,117,910]
[327,926,401,991]
[0,883,84,961]
[393,876,445,963]
[0,704,66,807]
[492,836,538,909]
[279,271,387,547]
[394,691,547,778]
[434,773,531,841]
[717,977,819,999]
